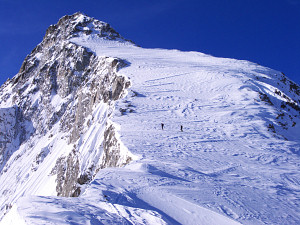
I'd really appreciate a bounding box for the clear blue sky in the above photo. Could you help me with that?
[0,0,299,85]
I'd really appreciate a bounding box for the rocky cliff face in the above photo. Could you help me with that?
[0,106,33,172]
[0,12,134,216]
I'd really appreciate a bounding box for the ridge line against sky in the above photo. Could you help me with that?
[0,0,299,85]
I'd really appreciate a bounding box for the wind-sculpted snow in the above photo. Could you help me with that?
[1,12,300,224]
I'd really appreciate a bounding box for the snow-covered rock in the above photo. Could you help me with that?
[0,12,134,218]
[0,12,300,224]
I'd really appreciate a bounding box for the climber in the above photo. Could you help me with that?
[161,123,164,130]
[181,125,183,132]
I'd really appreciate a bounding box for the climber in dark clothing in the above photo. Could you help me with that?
[180,125,183,132]
[161,123,164,130]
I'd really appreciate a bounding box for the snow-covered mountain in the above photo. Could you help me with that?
[0,12,300,224]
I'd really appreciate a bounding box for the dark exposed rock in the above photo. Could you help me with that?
[267,123,275,133]
[77,174,90,185]
[31,147,50,172]
[55,152,80,197]
[101,123,132,169]
[274,89,282,96]
[112,76,131,100]
[259,92,273,105]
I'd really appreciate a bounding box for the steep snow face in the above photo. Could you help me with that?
[1,13,300,225]
[0,12,134,219]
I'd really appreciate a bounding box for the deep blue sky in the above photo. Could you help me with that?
[0,0,299,85]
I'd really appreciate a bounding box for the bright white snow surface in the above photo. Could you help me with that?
[3,35,300,224]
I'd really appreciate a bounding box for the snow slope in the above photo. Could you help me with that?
[1,13,300,224]
[71,36,300,224]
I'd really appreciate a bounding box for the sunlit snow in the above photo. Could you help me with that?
[1,13,300,225]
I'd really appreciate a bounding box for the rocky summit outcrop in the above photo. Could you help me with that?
[0,12,134,217]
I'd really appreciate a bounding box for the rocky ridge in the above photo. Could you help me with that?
[0,12,134,217]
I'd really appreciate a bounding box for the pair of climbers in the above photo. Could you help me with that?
[161,123,183,132]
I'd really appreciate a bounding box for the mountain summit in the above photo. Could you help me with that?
[0,13,300,224]
[44,12,128,42]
